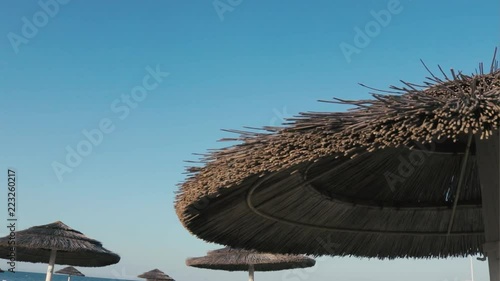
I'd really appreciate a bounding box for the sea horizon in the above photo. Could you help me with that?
[0,271,137,281]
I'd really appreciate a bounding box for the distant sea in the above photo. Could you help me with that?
[0,271,135,281]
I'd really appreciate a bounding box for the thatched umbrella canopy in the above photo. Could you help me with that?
[55,266,84,281]
[138,269,175,281]
[176,55,500,280]
[187,247,314,281]
[0,221,120,281]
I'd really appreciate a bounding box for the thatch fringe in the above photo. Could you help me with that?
[175,53,499,259]
[186,247,315,271]
[0,221,120,267]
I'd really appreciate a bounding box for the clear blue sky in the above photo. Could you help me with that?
[0,1,498,280]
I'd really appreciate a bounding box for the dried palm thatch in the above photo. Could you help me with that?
[175,52,500,260]
[0,221,120,281]
[56,266,84,281]
[0,221,120,266]
[138,269,175,281]
[187,247,314,281]
[186,247,315,271]
[55,266,85,276]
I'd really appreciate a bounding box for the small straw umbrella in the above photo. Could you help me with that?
[186,247,315,281]
[0,221,120,281]
[138,268,175,281]
[176,52,500,280]
[55,266,84,281]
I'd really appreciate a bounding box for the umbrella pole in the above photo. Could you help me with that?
[248,264,255,281]
[476,130,500,281]
[45,249,57,281]
[68,275,71,281]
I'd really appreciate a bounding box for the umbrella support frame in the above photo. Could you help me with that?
[476,129,500,281]
[45,249,57,281]
[248,264,255,281]
[484,241,500,280]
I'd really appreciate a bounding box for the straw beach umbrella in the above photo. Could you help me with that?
[186,247,315,281]
[55,266,84,281]
[0,221,120,281]
[138,268,175,281]
[176,54,500,280]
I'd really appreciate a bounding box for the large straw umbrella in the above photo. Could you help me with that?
[138,268,175,281]
[186,247,315,281]
[176,55,500,280]
[0,221,120,281]
[55,266,84,281]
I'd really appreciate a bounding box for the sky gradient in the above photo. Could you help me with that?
[0,1,499,281]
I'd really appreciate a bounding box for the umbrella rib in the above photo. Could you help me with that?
[246,171,483,236]
[446,133,474,235]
